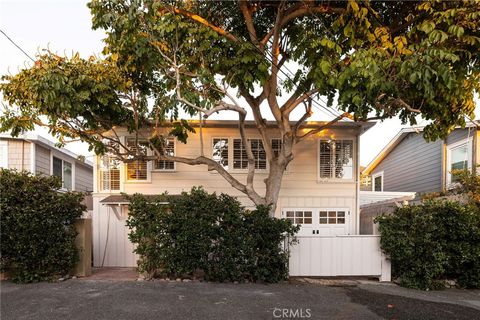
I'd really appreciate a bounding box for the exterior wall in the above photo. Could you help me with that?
[92,126,363,267]
[359,191,415,206]
[35,144,51,175]
[75,162,93,192]
[371,133,443,193]
[446,128,471,146]
[2,139,31,171]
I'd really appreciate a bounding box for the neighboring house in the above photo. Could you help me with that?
[91,120,391,281]
[362,122,479,194]
[0,133,93,193]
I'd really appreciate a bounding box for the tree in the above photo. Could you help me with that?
[1,0,479,213]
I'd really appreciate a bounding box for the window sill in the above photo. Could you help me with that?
[124,180,151,184]
[151,170,176,173]
[316,179,355,184]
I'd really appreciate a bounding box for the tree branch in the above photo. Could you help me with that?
[295,112,352,142]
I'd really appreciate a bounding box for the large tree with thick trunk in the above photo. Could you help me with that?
[1,0,479,213]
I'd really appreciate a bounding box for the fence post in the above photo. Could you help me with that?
[74,218,92,277]
[379,254,391,282]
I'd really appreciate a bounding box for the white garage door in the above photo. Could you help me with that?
[282,208,350,236]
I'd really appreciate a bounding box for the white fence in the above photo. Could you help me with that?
[360,191,415,206]
[288,235,391,281]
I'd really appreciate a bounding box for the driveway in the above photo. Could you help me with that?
[1,279,479,320]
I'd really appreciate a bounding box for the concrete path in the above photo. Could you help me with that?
[1,279,479,320]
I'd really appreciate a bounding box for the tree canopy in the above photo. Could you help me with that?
[1,0,479,209]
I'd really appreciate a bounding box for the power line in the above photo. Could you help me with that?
[0,29,35,62]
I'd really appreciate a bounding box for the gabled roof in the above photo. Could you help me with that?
[0,133,93,167]
[362,121,479,175]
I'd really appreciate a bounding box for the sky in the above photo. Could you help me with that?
[1,0,478,167]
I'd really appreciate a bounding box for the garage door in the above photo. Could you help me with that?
[282,208,350,236]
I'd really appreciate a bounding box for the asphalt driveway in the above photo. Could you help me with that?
[1,280,479,320]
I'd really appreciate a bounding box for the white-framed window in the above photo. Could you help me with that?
[271,138,282,158]
[319,210,346,224]
[285,210,313,225]
[212,138,229,170]
[318,139,354,180]
[233,138,267,170]
[446,138,472,185]
[372,172,384,192]
[0,141,8,168]
[99,155,121,191]
[126,138,148,181]
[52,156,73,190]
[154,138,175,171]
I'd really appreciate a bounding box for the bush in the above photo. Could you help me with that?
[126,187,299,283]
[0,169,85,283]
[376,200,480,290]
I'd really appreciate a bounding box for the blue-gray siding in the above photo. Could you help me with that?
[371,133,443,193]
[75,162,93,192]
[446,128,471,146]
[35,144,50,175]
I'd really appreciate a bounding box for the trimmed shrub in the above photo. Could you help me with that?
[126,187,299,283]
[0,169,85,283]
[376,200,480,290]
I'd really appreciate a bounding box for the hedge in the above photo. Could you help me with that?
[126,187,299,283]
[0,169,85,283]
[376,200,480,290]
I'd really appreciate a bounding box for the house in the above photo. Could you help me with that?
[91,120,391,280]
[0,133,93,193]
[362,122,479,194]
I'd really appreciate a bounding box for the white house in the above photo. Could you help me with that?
[91,120,391,281]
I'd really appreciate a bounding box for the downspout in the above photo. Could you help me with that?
[355,133,360,235]
[441,139,446,192]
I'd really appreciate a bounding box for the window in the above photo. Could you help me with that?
[319,139,353,180]
[271,138,282,158]
[447,139,472,185]
[233,138,266,170]
[212,138,229,170]
[372,172,383,192]
[0,141,7,168]
[285,210,312,225]
[126,138,148,180]
[52,156,73,190]
[319,210,346,224]
[154,138,175,171]
[99,155,121,191]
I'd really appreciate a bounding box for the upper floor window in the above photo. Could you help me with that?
[126,138,148,181]
[213,138,229,170]
[99,155,120,191]
[233,138,266,170]
[319,139,353,180]
[271,138,282,158]
[53,156,73,190]
[447,139,472,185]
[154,138,175,171]
[372,172,383,191]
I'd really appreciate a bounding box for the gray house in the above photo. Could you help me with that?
[362,123,479,194]
[0,133,93,193]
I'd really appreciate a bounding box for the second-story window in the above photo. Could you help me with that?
[99,155,120,191]
[53,156,73,190]
[233,138,266,170]
[212,138,229,170]
[126,138,148,180]
[319,139,353,180]
[154,138,175,171]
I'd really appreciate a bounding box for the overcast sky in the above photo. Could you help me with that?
[1,0,478,166]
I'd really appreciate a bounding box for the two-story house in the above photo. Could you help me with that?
[362,122,479,194]
[91,120,391,280]
[0,133,93,193]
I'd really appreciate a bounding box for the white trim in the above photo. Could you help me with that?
[317,138,355,183]
[446,137,473,186]
[372,171,384,192]
[30,142,36,174]
[0,140,8,169]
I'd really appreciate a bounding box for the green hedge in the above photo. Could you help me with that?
[126,187,299,283]
[0,169,85,283]
[376,200,480,290]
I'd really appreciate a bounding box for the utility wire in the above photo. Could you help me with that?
[0,29,35,62]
